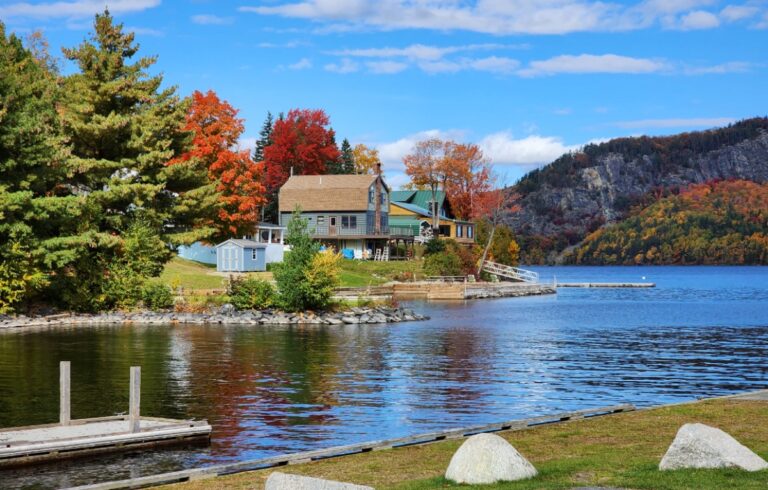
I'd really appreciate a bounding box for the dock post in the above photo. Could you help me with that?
[129,366,141,433]
[60,361,70,426]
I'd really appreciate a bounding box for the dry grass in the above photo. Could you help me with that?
[166,398,768,489]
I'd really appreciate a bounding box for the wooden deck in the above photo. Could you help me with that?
[0,415,211,468]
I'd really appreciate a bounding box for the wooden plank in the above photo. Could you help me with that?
[67,404,634,490]
[60,361,71,427]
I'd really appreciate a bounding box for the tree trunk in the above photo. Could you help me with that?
[478,224,496,275]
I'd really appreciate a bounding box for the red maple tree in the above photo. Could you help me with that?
[263,109,340,194]
[170,90,265,241]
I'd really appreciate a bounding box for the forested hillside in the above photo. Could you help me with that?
[567,180,768,265]
[510,118,768,263]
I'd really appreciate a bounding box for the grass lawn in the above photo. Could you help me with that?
[338,259,424,287]
[167,398,768,489]
[159,257,272,291]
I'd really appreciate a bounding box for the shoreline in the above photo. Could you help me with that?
[0,306,429,330]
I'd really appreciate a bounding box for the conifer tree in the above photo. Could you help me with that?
[253,111,273,163]
[54,10,212,310]
[340,138,355,174]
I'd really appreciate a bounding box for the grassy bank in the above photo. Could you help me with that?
[161,256,424,291]
[168,398,768,489]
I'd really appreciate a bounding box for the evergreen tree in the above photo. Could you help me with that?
[0,24,71,312]
[54,10,212,310]
[253,111,273,163]
[340,138,355,174]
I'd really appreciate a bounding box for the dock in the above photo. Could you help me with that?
[556,282,655,288]
[0,362,211,468]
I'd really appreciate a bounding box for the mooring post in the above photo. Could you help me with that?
[129,366,141,433]
[60,361,71,426]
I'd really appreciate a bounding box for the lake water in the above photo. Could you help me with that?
[2,266,768,489]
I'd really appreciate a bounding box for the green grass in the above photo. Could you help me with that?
[159,257,225,290]
[168,399,768,490]
[338,259,423,287]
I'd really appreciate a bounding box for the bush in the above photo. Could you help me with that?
[303,250,341,310]
[273,208,321,311]
[141,282,174,310]
[424,237,446,255]
[228,277,276,310]
[424,252,463,276]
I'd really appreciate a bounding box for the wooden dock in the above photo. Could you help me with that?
[67,404,634,490]
[0,362,211,468]
[556,282,655,288]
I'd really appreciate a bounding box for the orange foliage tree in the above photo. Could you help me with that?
[473,179,520,271]
[170,90,265,242]
[444,142,492,220]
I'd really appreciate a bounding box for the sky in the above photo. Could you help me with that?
[2,0,767,188]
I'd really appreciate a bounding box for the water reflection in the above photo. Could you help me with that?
[1,266,768,488]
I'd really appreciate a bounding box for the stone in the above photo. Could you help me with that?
[445,433,537,484]
[660,423,768,472]
[265,472,373,490]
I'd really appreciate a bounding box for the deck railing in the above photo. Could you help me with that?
[310,224,415,238]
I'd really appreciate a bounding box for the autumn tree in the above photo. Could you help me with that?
[403,139,453,231]
[170,90,265,242]
[262,108,340,222]
[444,143,492,220]
[352,143,382,175]
[473,178,520,272]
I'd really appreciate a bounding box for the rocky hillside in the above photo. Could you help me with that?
[510,117,768,263]
[567,180,768,265]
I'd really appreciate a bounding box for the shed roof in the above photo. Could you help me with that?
[215,239,267,249]
[279,174,388,212]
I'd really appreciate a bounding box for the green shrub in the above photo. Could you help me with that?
[228,277,276,310]
[273,208,321,311]
[424,238,446,255]
[141,282,174,310]
[424,251,463,276]
[303,250,341,310]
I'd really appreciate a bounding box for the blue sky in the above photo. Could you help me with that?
[2,0,767,187]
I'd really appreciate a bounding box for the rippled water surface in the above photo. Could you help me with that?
[2,266,767,488]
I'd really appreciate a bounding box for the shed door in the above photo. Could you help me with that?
[224,246,239,271]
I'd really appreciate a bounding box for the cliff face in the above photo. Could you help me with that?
[509,119,768,260]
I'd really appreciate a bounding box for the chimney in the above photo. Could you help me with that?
[376,162,382,175]
[290,166,294,176]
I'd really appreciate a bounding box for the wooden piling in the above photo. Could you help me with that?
[60,361,71,426]
[129,367,141,433]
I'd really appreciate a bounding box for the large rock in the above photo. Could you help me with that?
[445,433,537,484]
[265,472,373,490]
[660,423,768,471]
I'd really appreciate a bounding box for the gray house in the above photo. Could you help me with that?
[215,239,267,272]
[278,172,412,257]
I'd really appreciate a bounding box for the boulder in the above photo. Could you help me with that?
[660,423,768,471]
[265,472,373,490]
[445,433,537,484]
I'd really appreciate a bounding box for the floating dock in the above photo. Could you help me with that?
[0,362,211,468]
[556,282,655,288]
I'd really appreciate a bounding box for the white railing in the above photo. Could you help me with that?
[482,261,539,283]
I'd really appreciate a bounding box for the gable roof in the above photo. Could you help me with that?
[279,174,389,212]
[215,239,266,249]
[391,201,434,217]
[391,190,449,218]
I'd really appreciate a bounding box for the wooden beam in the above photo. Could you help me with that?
[60,361,70,426]
[129,367,141,433]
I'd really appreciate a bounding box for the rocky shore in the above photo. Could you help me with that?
[0,306,429,330]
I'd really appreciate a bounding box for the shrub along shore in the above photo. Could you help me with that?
[166,397,768,490]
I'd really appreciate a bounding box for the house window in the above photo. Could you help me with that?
[369,188,374,203]
[341,216,357,229]
[467,226,474,239]
[457,225,463,238]
[438,225,451,236]
[380,191,386,205]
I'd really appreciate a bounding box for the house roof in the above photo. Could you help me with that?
[279,174,388,212]
[390,201,434,217]
[215,239,266,249]
[390,190,449,218]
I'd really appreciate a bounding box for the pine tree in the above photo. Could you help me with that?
[0,24,70,312]
[340,138,355,174]
[253,111,273,163]
[54,10,212,310]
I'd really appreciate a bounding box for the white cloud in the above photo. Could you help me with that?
[288,58,313,70]
[479,132,579,166]
[0,0,160,19]
[468,56,520,74]
[258,40,309,48]
[127,26,163,37]
[366,60,408,74]
[684,61,753,74]
[678,10,720,29]
[720,5,760,22]
[191,14,234,25]
[519,54,667,77]
[612,117,736,129]
[376,129,464,171]
[324,58,359,74]
[757,12,768,28]
[239,0,739,35]
[330,43,526,61]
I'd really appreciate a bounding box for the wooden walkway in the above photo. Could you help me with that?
[482,261,540,283]
[66,404,634,490]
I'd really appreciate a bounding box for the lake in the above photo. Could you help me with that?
[2,266,767,488]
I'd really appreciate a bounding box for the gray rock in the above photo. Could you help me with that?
[341,316,359,324]
[445,433,537,484]
[265,472,373,490]
[660,423,768,472]
[219,303,236,315]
